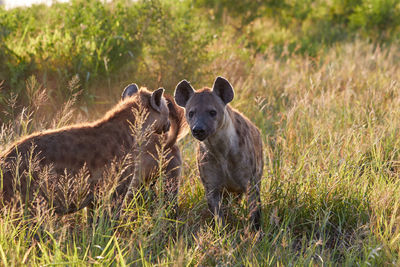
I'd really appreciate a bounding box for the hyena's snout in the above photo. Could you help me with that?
[162,120,171,133]
[191,123,208,141]
[154,119,170,134]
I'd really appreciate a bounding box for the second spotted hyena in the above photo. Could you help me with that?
[174,76,264,229]
[0,84,184,214]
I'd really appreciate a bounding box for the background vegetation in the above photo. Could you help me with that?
[1,0,400,265]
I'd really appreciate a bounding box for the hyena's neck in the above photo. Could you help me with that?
[204,107,238,156]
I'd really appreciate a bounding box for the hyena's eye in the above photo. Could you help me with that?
[188,111,195,118]
[209,110,217,117]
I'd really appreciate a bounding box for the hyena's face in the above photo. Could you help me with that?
[174,77,234,141]
[122,84,170,135]
[182,93,224,141]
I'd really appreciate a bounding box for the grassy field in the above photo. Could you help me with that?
[1,0,400,265]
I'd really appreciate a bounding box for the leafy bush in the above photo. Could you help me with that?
[0,0,143,91]
[129,0,213,92]
[0,0,212,105]
[195,0,400,55]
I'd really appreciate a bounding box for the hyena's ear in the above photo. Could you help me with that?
[150,88,165,112]
[212,76,234,105]
[174,80,195,107]
[121,83,139,100]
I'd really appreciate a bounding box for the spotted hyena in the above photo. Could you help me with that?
[174,76,263,230]
[0,83,186,215]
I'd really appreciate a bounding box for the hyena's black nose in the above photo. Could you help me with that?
[192,126,206,140]
[163,121,171,133]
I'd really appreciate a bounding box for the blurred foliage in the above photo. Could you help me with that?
[0,0,400,114]
[1,0,142,90]
[195,0,400,55]
[0,0,212,110]
[134,0,213,91]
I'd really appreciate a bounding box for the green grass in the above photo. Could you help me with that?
[1,0,400,265]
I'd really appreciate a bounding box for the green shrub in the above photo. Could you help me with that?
[0,0,143,91]
[135,0,213,92]
[0,0,212,107]
[195,0,400,56]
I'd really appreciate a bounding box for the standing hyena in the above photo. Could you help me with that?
[174,76,264,230]
[0,83,185,215]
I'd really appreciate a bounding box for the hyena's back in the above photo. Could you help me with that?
[1,122,132,206]
[5,123,131,170]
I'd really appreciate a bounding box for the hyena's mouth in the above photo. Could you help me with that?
[192,128,207,141]
[193,135,207,141]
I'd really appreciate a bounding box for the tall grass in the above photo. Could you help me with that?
[1,40,400,265]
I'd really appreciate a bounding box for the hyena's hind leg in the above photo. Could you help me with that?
[247,179,262,231]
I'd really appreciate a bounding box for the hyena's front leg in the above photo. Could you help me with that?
[164,153,181,216]
[205,188,224,227]
[247,180,261,230]
[122,167,142,209]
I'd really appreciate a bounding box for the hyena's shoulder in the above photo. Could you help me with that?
[228,106,262,149]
